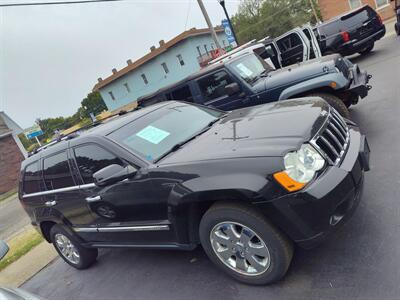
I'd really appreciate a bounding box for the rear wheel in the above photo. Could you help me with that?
[199,202,293,285]
[358,43,374,55]
[50,225,98,269]
[396,23,400,36]
[306,93,350,119]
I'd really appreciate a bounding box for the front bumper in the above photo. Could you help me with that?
[258,125,370,249]
[347,63,372,99]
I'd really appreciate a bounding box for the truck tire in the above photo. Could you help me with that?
[50,224,98,269]
[396,23,400,36]
[199,202,293,285]
[307,93,350,119]
[359,43,374,55]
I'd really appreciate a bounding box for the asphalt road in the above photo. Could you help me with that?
[0,195,30,240]
[22,35,400,300]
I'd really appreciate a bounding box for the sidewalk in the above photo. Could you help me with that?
[384,17,397,39]
[0,241,57,287]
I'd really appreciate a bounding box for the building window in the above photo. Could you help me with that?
[348,0,362,9]
[211,43,215,50]
[196,46,202,56]
[108,91,115,101]
[161,62,169,74]
[177,54,185,66]
[375,0,389,8]
[141,74,148,85]
[204,44,209,54]
[222,40,227,47]
[123,83,131,93]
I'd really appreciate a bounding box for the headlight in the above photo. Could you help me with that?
[274,144,325,192]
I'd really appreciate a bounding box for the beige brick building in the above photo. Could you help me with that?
[318,0,396,21]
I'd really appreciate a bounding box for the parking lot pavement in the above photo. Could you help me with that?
[22,35,400,300]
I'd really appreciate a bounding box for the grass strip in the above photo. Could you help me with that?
[0,228,44,272]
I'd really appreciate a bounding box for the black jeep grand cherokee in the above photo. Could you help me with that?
[19,99,369,285]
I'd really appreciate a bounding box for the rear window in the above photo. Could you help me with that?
[43,151,75,190]
[318,7,374,36]
[23,161,43,194]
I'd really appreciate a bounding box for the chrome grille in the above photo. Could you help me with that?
[311,109,350,165]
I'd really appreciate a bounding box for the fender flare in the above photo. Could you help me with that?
[278,73,348,100]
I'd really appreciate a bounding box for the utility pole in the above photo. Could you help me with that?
[309,0,321,23]
[197,0,221,49]
[218,0,238,46]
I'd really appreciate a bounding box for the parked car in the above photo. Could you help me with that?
[0,240,43,300]
[211,25,322,69]
[395,0,400,36]
[138,50,371,119]
[19,100,370,285]
[314,5,386,56]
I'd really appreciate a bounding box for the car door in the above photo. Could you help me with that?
[195,69,249,110]
[41,150,98,242]
[71,143,173,245]
[275,28,310,67]
[302,25,322,59]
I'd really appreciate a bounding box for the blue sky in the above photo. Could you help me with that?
[0,0,239,128]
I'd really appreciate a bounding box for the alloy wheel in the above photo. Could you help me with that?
[54,233,80,265]
[210,222,271,276]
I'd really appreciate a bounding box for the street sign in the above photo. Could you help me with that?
[221,19,237,48]
[24,124,43,140]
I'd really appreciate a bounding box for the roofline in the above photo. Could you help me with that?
[92,27,224,92]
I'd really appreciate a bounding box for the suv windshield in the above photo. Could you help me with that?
[229,53,272,85]
[109,103,224,162]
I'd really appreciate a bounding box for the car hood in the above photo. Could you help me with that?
[160,98,329,165]
[252,54,340,93]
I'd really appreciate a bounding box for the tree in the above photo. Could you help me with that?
[81,91,107,117]
[232,0,322,44]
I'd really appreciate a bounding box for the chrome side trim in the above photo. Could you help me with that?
[73,227,98,233]
[98,225,170,232]
[23,183,96,199]
[73,224,170,233]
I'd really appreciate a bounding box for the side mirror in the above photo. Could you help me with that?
[0,240,9,260]
[93,164,137,187]
[225,82,241,96]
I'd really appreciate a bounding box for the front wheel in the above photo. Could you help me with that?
[199,202,293,285]
[307,93,350,119]
[50,225,98,269]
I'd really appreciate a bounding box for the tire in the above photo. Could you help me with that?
[199,202,293,285]
[358,43,374,55]
[396,23,400,36]
[307,93,350,119]
[50,224,98,269]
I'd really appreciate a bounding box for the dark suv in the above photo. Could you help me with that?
[314,5,386,56]
[138,51,371,119]
[19,100,369,285]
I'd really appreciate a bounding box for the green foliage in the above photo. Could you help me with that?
[232,0,322,44]
[18,133,35,150]
[30,92,106,145]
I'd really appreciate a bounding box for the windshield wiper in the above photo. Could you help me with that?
[153,117,223,163]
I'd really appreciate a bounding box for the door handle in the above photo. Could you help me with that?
[45,200,57,207]
[86,195,101,203]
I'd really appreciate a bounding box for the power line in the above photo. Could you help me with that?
[0,0,125,7]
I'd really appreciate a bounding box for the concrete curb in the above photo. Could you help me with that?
[0,241,58,288]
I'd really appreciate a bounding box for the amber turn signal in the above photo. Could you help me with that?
[273,171,306,192]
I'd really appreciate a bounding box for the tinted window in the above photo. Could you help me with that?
[277,33,302,51]
[74,144,124,184]
[198,70,234,101]
[109,103,223,162]
[43,152,75,190]
[170,85,193,102]
[23,161,43,194]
